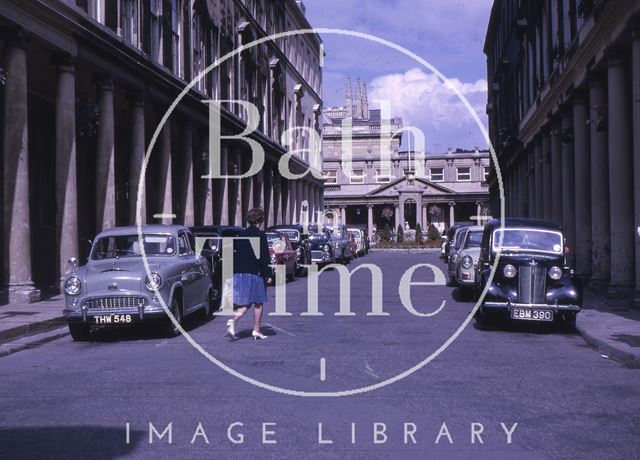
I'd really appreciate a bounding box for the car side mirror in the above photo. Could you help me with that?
[68,257,79,269]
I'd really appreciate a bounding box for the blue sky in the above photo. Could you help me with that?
[303,0,493,152]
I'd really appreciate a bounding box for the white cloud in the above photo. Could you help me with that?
[367,68,488,150]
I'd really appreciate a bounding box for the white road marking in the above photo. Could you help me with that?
[320,357,326,382]
[264,323,296,337]
[365,360,379,379]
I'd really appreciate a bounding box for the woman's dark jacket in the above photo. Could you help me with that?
[233,225,270,281]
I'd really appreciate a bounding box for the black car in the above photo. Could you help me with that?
[474,218,582,328]
[190,225,245,308]
[305,224,336,266]
[267,224,311,276]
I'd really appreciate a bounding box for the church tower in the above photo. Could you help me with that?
[345,77,353,118]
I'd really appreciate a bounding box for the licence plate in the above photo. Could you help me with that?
[93,314,133,325]
[511,308,553,322]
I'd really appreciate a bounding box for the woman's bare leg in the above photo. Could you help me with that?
[233,306,249,323]
[253,304,263,332]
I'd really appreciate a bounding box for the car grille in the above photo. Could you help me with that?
[83,296,146,309]
[518,266,546,304]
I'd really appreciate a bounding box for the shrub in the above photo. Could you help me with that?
[427,223,441,241]
[379,224,392,242]
[415,223,423,245]
[396,225,405,243]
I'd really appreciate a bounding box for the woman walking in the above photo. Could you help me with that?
[226,208,272,340]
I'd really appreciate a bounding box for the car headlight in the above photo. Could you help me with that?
[503,264,517,278]
[548,266,563,280]
[145,273,163,291]
[323,244,330,252]
[461,255,473,269]
[64,276,82,295]
[270,253,277,264]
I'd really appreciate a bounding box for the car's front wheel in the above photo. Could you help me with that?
[68,323,91,341]
[165,297,183,337]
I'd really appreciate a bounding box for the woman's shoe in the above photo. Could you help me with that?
[225,319,235,339]
[252,330,267,340]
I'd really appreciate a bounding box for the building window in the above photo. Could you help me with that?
[484,167,490,181]
[430,167,444,182]
[457,167,471,182]
[349,170,365,184]
[121,0,140,46]
[150,0,162,63]
[324,170,337,184]
[171,0,183,77]
[88,0,105,23]
[376,168,391,183]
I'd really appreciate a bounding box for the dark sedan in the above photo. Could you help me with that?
[267,224,310,276]
[474,218,582,329]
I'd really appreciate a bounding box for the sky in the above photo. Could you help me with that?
[303,0,493,152]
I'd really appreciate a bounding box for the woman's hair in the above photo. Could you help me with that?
[247,208,265,226]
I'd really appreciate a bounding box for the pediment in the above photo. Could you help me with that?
[366,177,454,197]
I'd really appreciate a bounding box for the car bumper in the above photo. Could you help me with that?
[482,302,581,312]
[310,250,334,264]
[64,303,170,324]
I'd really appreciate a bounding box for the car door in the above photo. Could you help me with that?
[177,230,202,314]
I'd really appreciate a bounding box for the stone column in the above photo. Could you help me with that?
[589,77,610,288]
[264,165,274,227]
[340,205,346,225]
[607,55,635,291]
[95,76,116,231]
[279,178,288,224]
[415,199,421,229]
[476,202,482,225]
[157,121,173,224]
[55,56,79,290]
[394,204,400,229]
[633,26,640,293]
[535,139,544,219]
[129,94,146,224]
[233,151,243,226]
[398,200,405,230]
[422,204,428,229]
[3,32,39,302]
[449,202,455,228]
[573,93,592,278]
[551,125,563,223]
[180,122,195,226]
[527,147,536,218]
[253,171,263,220]
[289,178,297,223]
[561,110,576,268]
[542,132,552,220]
[273,170,282,225]
[296,180,303,224]
[367,205,374,239]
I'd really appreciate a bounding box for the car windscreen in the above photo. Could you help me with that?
[454,229,467,248]
[277,230,299,241]
[91,234,176,259]
[492,229,563,254]
[464,231,483,249]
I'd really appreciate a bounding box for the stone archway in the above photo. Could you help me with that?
[403,198,417,229]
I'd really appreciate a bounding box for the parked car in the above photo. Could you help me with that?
[190,225,245,307]
[474,218,582,328]
[347,232,359,258]
[347,228,367,256]
[442,224,468,262]
[266,231,297,282]
[63,225,215,341]
[454,225,484,288]
[348,225,370,254]
[447,226,471,285]
[305,225,335,266]
[267,224,310,276]
[324,224,354,263]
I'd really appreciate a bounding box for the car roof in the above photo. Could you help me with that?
[485,218,562,231]
[96,224,186,237]
[190,225,245,235]
[267,225,303,230]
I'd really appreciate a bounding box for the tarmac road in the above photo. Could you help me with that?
[0,251,639,459]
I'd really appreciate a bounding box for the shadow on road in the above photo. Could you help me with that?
[0,426,144,459]
[84,315,220,342]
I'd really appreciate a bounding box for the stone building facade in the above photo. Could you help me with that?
[322,78,490,238]
[484,0,640,295]
[0,0,323,302]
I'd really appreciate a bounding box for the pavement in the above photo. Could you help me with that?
[1,279,640,368]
